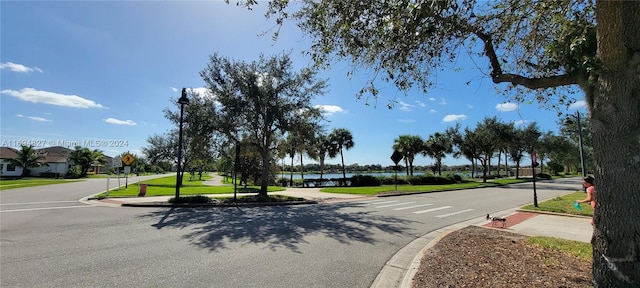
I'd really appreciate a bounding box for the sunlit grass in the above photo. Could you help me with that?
[95,174,533,198]
[318,178,527,195]
[521,191,594,217]
[0,178,83,190]
[527,236,592,261]
[98,174,285,198]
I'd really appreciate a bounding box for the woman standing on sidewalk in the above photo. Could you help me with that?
[576,176,595,225]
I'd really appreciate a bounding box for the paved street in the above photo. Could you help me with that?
[0,177,582,287]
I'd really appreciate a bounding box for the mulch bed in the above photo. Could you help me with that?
[411,226,592,288]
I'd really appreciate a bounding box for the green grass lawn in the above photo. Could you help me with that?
[526,236,592,260]
[99,174,286,198]
[318,178,528,195]
[0,178,84,190]
[98,175,529,198]
[521,191,594,217]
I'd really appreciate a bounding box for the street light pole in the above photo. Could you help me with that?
[565,111,587,178]
[175,88,190,199]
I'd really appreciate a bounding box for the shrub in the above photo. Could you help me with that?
[169,195,212,204]
[547,161,564,175]
[408,175,455,185]
[537,173,552,180]
[380,176,410,185]
[350,175,381,187]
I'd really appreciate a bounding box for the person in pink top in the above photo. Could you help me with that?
[576,176,595,224]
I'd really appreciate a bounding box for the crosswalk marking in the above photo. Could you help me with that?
[358,199,389,204]
[367,200,398,205]
[435,209,475,218]
[413,206,452,214]
[392,203,433,211]
[376,202,416,208]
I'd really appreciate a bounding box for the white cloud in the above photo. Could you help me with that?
[28,116,52,122]
[0,62,43,73]
[170,87,178,92]
[429,97,436,102]
[415,100,426,107]
[16,114,52,122]
[442,114,467,122]
[398,100,414,111]
[1,88,105,108]
[315,104,344,116]
[496,102,518,112]
[429,109,437,114]
[188,87,214,98]
[513,120,528,126]
[467,104,474,109]
[439,98,447,105]
[104,118,136,125]
[569,100,586,110]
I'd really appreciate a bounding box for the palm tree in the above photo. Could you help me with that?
[68,146,93,177]
[6,145,47,177]
[329,128,354,184]
[423,132,453,176]
[90,149,107,174]
[392,135,424,176]
[312,133,337,180]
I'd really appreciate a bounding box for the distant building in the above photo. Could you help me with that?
[0,146,118,177]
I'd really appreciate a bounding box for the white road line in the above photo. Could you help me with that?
[358,199,389,204]
[367,200,398,205]
[393,203,433,211]
[413,206,452,214]
[0,200,79,206]
[1,205,93,213]
[435,209,475,218]
[376,202,416,208]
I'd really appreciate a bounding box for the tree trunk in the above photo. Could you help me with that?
[299,152,305,186]
[504,150,510,177]
[289,156,294,187]
[497,151,502,177]
[340,149,346,186]
[591,2,640,286]
[258,147,269,197]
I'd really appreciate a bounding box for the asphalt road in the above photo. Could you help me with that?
[0,177,582,287]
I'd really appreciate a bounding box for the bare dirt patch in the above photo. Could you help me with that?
[412,226,592,288]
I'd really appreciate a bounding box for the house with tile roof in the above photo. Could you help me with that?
[0,146,72,178]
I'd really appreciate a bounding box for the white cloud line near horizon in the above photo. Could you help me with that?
[0,62,43,73]
[104,118,136,125]
[1,88,105,109]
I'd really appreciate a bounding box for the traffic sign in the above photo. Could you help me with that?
[113,156,123,168]
[122,153,135,166]
[390,150,403,165]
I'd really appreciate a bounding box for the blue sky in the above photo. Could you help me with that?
[1,1,586,167]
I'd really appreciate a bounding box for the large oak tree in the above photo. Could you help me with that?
[232,0,639,285]
[200,52,326,197]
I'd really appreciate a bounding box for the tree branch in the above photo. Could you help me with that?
[473,30,580,89]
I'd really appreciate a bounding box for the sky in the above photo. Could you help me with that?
[1,1,587,167]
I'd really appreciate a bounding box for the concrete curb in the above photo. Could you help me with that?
[370,216,486,288]
[120,200,318,208]
[516,208,592,219]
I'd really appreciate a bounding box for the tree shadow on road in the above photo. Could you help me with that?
[141,203,417,252]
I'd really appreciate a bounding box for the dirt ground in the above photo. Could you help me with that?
[411,226,593,288]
